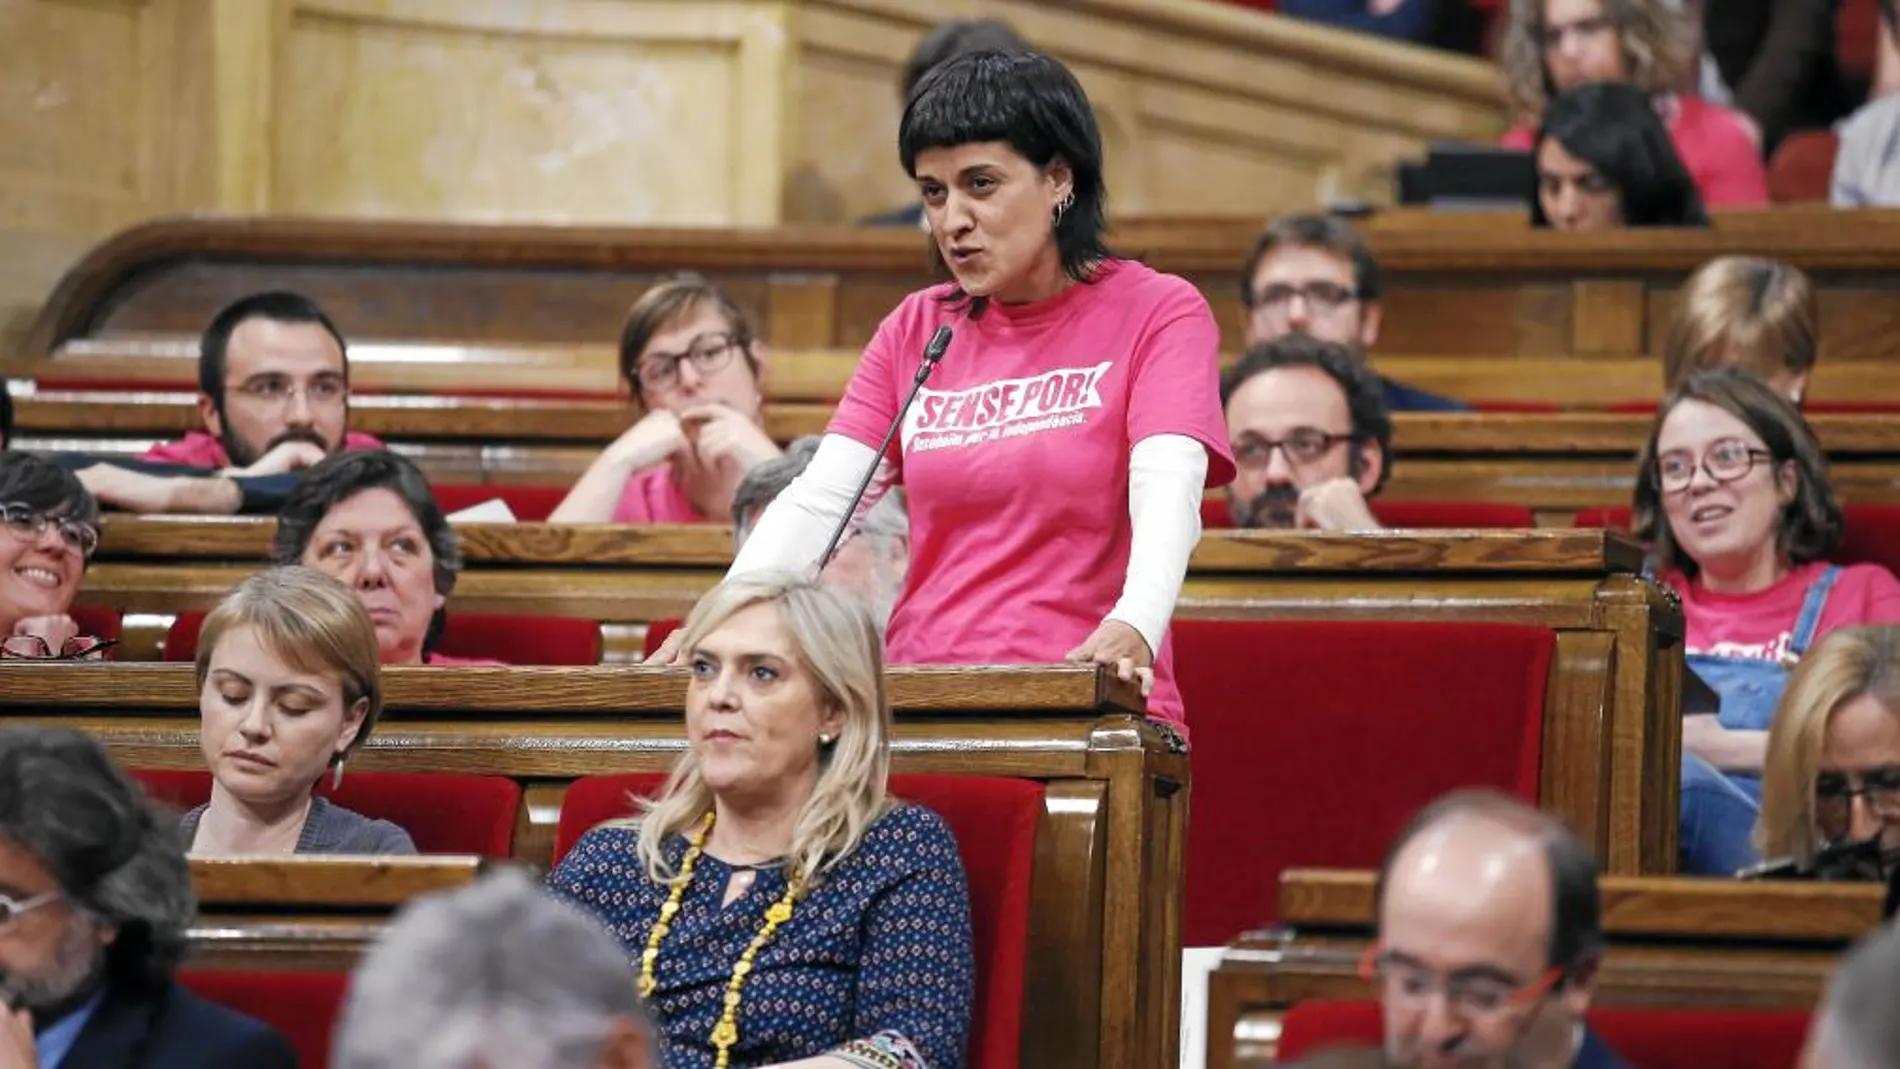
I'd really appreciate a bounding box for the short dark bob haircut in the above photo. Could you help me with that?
[899,49,1114,298]
[0,451,100,529]
[1633,368,1842,579]
[1530,82,1709,230]
[270,450,463,652]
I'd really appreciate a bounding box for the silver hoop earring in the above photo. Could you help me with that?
[1053,192,1074,228]
[331,759,346,790]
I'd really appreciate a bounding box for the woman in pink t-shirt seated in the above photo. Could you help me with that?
[1632,369,1900,873]
[1497,0,1767,208]
[269,451,503,667]
[655,49,1237,735]
[550,275,782,525]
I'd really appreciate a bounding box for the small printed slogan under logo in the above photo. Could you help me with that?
[902,361,1111,454]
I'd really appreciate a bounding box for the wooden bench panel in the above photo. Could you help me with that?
[19,664,1169,1069]
[1205,868,1880,1069]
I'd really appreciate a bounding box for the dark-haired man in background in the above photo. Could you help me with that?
[1372,791,1626,1069]
[0,725,295,1068]
[1222,334,1390,530]
[1241,213,1466,413]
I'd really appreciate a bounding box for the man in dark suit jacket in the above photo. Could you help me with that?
[0,726,295,1069]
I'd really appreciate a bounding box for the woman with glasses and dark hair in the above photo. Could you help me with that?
[1530,82,1710,231]
[652,50,1234,735]
[0,451,111,661]
[1633,370,1900,874]
[1752,627,1900,884]
[551,274,783,525]
[271,451,496,666]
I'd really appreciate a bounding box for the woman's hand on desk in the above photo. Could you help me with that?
[1066,619,1155,697]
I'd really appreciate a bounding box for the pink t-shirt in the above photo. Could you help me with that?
[423,652,507,667]
[138,430,387,468]
[610,464,707,524]
[1504,95,1768,208]
[1665,561,1900,662]
[827,260,1236,728]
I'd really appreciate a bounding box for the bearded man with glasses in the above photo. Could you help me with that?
[0,726,295,1068]
[1371,790,1624,1069]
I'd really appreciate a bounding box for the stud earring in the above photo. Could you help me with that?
[331,759,346,790]
[818,733,835,746]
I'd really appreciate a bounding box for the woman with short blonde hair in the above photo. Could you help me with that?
[552,572,973,1069]
[1663,257,1817,403]
[1497,0,1767,207]
[185,567,415,855]
[1757,626,1900,876]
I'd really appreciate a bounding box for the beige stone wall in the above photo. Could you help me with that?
[0,0,1505,357]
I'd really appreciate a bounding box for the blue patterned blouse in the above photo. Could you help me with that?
[549,802,974,1069]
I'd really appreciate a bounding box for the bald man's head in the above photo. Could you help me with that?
[1372,791,1604,1069]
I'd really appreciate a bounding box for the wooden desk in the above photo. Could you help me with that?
[5,663,1177,1069]
[81,522,1679,874]
[1206,868,1881,1069]
[20,217,1900,408]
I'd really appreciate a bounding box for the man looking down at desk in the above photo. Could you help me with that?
[70,291,383,516]
[1222,335,1391,531]
[1241,213,1465,414]
[1372,790,1626,1069]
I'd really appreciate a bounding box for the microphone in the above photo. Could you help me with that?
[816,325,952,572]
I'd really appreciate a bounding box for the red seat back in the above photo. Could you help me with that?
[556,772,1041,1069]
[1575,504,1900,577]
[180,968,349,1069]
[69,604,122,644]
[1278,999,1813,1069]
[642,618,684,658]
[166,610,602,665]
[1172,620,1552,945]
[131,768,520,857]
[1768,130,1841,203]
[1199,497,1533,529]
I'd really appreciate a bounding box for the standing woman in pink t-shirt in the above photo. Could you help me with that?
[551,275,783,525]
[655,50,1237,734]
[1496,0,1768,208]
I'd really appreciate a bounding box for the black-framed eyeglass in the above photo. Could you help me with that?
[0,502,99,559]
[1249,281,1359,314]
[0,636,117,661]
[638,333,742,390]
[0,889,61,927]
[1654,439,1776,493]
[1816,767,1900,837]
[1234,430,1356,470]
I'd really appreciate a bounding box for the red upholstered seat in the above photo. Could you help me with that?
[69,604,122,644]
[1768,130,1842,203]
[556,772,1041,1069]
[1172,620,1551,945]
[431,484,571,522]
[164,610,602,665]
[180,968,349,1069]
[1199,497,1532,529]
[1277,999,1813,1069]
[130,768,520,857]
[642,618,684,658]
[1572,505,1633,531]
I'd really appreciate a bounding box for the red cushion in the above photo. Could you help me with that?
[69,604,122,643]
[1768,130,1841,203]
[430,484,571,522]
[131,768,520,857]
[180,968,349,1069]
[165,610,601,665]
[1573,505,1633,531]
[1200,497,1532,529]
[642,618,684,658]
[556,772,1041,1069]
[1173,620,1552,945]
[1278,999,1813,1069]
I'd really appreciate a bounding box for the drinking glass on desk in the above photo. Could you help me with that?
[0,635,117,661]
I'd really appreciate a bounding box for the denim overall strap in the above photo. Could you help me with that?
[1787,565,1844,659]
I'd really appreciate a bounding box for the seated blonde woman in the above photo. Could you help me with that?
[1663,257,1817,405]
[184,567,416,855]
[1755,626,1900,882]
[550,573,973,1069]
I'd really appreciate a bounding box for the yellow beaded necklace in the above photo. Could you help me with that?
[639,810,803,1069]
